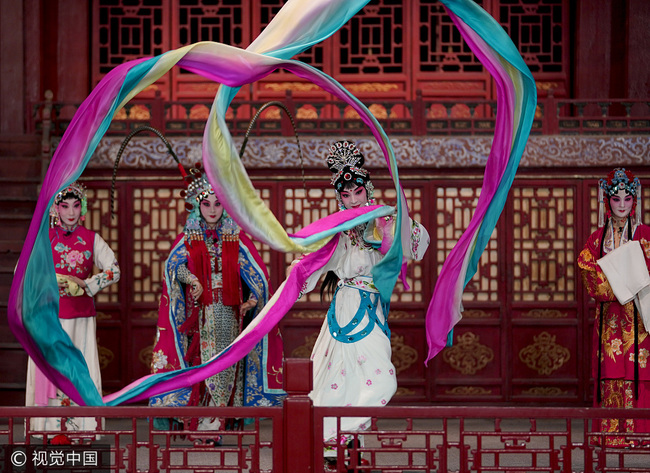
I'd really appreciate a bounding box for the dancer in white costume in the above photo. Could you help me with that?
[294,141,429,459]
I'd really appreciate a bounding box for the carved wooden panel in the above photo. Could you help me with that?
[91,1,571,103]
[512,184,577,302]
[435,184,500,303]
[92,0,169,94]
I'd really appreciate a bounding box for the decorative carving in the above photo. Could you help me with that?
[291,310,325,320]
[445,386,492,396]
[261,82,321,92]
[521,387,568,396]
[462,309,491,319]
[345,83,400,93]
[97,341,114,370]
[390,334,418,374]
[394,387,415,397]
[442,332,494,375]
[518,332,570,375]
[291,333,319,358]
[141,310,159,320]
[388,310,416,319]
[523,309,568,318]
[139,345,153,368]
[88,136,650,170]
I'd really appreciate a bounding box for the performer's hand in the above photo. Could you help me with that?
[240,298,257,315]
[190,280,203,299]
[375,215,394,237]
[286,256,303,278]
[66,275,87,290]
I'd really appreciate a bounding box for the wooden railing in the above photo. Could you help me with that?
[28,90,650,138]
[2,359,650,472]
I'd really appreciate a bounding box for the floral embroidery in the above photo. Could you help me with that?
[54,242,70,253]
[357,355,366,365]
[331,383,338,390]
[381,399,387,405]
[366,379,372,386]
[341,369,346,376]
[65,250,85,267]
[610,339,623,356]
[375,368,381,375]
[152,350,169,371]
[630,348,649,368]
[389,368,394,375]
[411,221,422,255]
[327,361,332,370]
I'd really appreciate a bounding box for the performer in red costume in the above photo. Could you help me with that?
[579,168,650,446]
[26,182,120,438]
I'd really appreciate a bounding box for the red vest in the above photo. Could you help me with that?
[50,225,96,318]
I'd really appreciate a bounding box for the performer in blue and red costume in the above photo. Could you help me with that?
[149,166,285,432]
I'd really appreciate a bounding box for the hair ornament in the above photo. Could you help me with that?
[326,140,371,191]
[50,181,88,226]
[599,168,640,198]
[597,167,642,227]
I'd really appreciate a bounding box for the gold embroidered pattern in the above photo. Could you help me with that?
[442,332,494,375]
[519,332,570,375]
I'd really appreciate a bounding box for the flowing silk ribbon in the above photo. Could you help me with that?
[9,0,534,405]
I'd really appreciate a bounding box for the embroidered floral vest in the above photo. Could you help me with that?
[50,225,96,318]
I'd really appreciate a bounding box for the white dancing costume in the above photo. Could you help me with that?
[302,219,429,445]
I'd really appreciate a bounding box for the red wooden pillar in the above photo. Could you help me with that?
[283,358,314,472]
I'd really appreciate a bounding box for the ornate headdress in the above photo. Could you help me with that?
[181,165,215,212]
[326,141,374,207]
[49,181,88,227]
[598,167,642,226]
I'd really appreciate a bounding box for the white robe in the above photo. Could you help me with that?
[302,218,429,445]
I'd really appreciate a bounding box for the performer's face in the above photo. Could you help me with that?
[610,188,634,219]
[340,185,368,209]
[200,194,223,225]
[56,198,82,227]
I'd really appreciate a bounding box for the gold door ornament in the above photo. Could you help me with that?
[442,332,494,375]
[518,331,570,375]
[390,334,418,374]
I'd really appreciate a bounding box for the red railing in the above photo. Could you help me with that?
[27,90,650,138]
[2,359,650,472]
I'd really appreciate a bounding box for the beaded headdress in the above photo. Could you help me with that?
[181,165,215,212]
[325,141,374,209]
[598,167,642,227]
[50,181,88,226]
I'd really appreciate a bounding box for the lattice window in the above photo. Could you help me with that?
[512,186,576,302]
[436,185,499,303]
[93,0,168,78]
[416,0,485,73]
[177,0,246,46]
[132,186,186,303]
[498,0,566,74]
[256,0,323,68]
[338,0,404,75]
[85,186,121,304]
